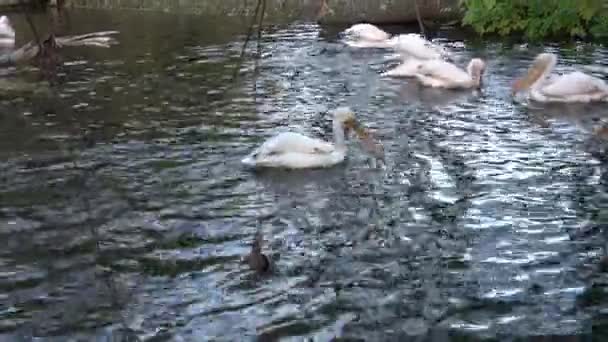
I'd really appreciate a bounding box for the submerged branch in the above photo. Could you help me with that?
[0,30,119,67]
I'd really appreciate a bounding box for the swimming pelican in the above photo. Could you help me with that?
[342,23,393,48]
[410,58,486,90]
[342,23,452,78]
[0,16,15,47]
[512,53,608,103]
[382,33,452,77]
[242,107,377,169]
[342,23,448,54]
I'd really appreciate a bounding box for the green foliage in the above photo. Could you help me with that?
[461,0,608,40]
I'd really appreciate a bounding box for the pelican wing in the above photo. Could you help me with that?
[387,34,448,60]
[344,40,393,49]
[382,59,423,77]
[541,71,608,97]
[415,60,470,83]
[254,132,335,157]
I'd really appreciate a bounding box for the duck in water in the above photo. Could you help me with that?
[246,230,270,274]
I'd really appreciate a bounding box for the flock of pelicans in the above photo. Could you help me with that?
[1,16,607,169]
[241,23,608,170]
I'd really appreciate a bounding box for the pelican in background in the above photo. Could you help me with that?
[512,53,608,103]
[409,58,486,90]
[342,23,393,48]
[341,23,453,78]
[242,107,383,169]
[382,33,452,77]
[342,23,449,56]
[0,15,15,47]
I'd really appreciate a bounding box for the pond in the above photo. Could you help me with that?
[1,8,608,341]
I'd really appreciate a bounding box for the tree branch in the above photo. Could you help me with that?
[19,0,42,49]
[231,0,263,82]
[414,0,427,38]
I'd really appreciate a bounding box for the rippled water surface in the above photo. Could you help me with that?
[2,8,608,341]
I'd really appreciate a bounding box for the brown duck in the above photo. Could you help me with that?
[246,230,270,274]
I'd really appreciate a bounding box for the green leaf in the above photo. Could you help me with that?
[461,0,605,39]
[570,26,587,37]
[483,0,496,10]
[578,1,598,21]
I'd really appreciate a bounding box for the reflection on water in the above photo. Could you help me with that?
[1,8,608,341]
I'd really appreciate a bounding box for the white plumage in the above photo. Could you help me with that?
[341,23,454,78]
[387,33,450,61]
[242,108,367,169]
[342,23,393,48]
[513,53,608,103]
[382,33,452,78]
[0,16,15,47]
[410,58,486,89]
[344,23,391,42]
[341,23,449,59]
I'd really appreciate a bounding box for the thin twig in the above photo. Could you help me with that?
[19,0,42,49]
[413,0,427,38]
[257,0,266,59]
[252,0,266,94]
[231,0,262,82]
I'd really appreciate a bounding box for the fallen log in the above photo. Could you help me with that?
[0,30,119,67]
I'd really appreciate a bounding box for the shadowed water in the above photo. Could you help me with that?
[1,9,608,341]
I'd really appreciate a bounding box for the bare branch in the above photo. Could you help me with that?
[56,30,120,48]
[257,0,266,58]
[19,0,42,49]
[231,0,262,82]
[414,0,427,38]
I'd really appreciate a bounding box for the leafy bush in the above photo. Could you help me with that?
[461,0,608,39]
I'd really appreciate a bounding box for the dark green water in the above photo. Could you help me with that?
[1,8,608,342]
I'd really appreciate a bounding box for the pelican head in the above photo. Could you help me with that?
[332,107,362,136]
[333,106,356,123]
[512,53,557,95]
[467,58,486,89]
[332,107,385,161]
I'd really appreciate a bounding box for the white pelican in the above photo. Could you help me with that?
[342,24,453,78]
[512,53,608,103]
[382,33,452,77]
[342,23,392,48]
[242,107,378,169]
[342,23,448,54]
[409,58,486,89]
[0,16,15,47]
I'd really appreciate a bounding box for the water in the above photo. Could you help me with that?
[1,8,608,341]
